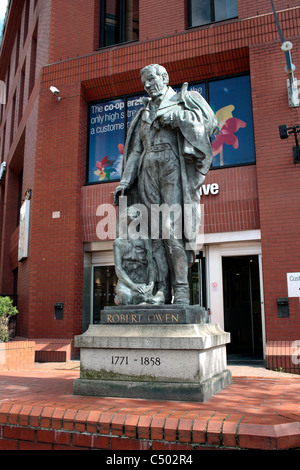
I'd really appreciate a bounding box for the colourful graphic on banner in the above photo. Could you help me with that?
[209,75,255,167]
[212,104,247,165]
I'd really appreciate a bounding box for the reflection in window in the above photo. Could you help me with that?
[188,0,237,27]
[188,254,207,307]
[214,0,237,22]
[188,262,200,305]
[100,0,139,48]
[93,266,117,323]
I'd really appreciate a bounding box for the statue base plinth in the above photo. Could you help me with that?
[73,317,232,402]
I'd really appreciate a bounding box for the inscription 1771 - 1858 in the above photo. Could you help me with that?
[111,355,161,366]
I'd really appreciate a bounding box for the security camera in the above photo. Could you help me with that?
[50,86,61,101]
[50,86,60,95]
[0,161,6,182]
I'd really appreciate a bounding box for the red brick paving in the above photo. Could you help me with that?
[0,364,300,450]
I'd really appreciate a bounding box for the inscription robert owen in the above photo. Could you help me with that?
[103,312,180,323]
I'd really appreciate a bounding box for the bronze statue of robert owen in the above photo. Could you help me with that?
[114,64,217,306]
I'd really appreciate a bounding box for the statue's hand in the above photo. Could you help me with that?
[114,183,129,206]
[134,283,153,295]
[134,284,148,294]
[160,111,177,129]
[144,282,154,294]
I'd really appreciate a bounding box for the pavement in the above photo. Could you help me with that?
[0,361,300,450]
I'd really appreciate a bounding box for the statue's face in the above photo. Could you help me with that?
[141,68,168,99]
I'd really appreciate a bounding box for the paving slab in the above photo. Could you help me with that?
[0,361,299,450]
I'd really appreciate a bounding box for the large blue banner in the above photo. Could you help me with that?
[87,77,255,183]
[88,98,126,183]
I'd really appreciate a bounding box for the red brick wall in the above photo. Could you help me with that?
[81,183,116,243]
[48,0,97,63]
[0,398,299,449]
[238,0,300,20]
[81,165,260,243]
[204,166,259,234]
[250,40,300,341]
[20,82,86,339]
[0,0,50,300]
[139,0,186,41]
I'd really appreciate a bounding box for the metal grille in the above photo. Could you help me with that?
[265,340,300,375]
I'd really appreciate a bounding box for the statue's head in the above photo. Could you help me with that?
[140,64,169,99]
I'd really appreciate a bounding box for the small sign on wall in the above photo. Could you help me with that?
[287,273,300,297]
[18,199,30,261]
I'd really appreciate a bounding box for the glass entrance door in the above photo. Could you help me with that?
[188,253,207,307]
[93,266,117,323]
[222,255,263,359]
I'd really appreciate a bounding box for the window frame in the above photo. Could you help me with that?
[208,73,256,170]
[86,73,256,185]
[99,0,139,49]
[187,0,238,29]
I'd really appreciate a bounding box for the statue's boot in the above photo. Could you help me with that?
[173,285,190,305]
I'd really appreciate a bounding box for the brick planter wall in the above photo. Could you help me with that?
[0,340,35,370]
[266,341,300,375]
[0,403,300,450]
[34,339,73,363]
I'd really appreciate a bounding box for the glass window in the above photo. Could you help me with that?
[100,0,139,48]
[93,266,117,323]
[189,0,211,27]
[214,0,238,22]
[188,262,200,305]
[104,0,120,46]
[87,76,255,183]
[209,75,255,168]
[188,0,237,27]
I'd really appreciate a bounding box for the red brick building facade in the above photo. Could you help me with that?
[0,0,299,368]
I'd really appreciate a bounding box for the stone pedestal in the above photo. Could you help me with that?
[73,308,232,402]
